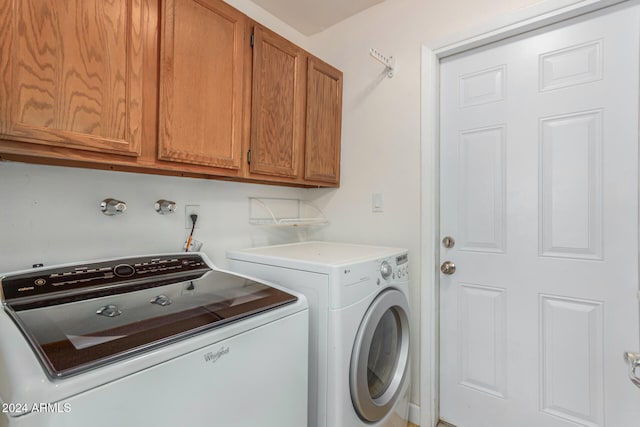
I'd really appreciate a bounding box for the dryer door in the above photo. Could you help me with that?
[350,288,410,422]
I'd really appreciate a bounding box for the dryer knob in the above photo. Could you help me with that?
[380,261,392,280]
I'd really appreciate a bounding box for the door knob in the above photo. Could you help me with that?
[442,236,455,248]
[441,261,456,275]
[624,351,640,388]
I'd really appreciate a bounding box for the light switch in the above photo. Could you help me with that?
[372,193,384,213]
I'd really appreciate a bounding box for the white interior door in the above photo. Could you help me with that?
[439,3,640,427]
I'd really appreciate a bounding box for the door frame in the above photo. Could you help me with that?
[419,1,628,426]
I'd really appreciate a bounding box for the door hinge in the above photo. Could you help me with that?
[250,32,254,48]
[247,149,251,164]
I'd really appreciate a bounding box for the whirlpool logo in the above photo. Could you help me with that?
[204,346,230,364]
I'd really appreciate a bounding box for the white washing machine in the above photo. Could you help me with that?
[227,241,411,427]
[0,253,308,427]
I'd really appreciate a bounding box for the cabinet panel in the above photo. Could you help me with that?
[249,26,305,178]
[159,0,245,170]
[0,0,143,156]
[305,57,342,184]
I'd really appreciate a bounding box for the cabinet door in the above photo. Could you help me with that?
[0,0,144,156]
[249,26,305,178]
[159,0,245,170]
[305,57,342,184]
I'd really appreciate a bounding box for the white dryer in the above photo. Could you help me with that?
[227,241,411,427]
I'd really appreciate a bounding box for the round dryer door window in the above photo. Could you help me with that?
[350,288,410,423]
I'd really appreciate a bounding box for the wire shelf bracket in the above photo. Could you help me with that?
[248,197,328,227]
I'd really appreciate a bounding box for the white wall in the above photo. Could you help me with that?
[305,0,542,421]
[0,161,312,271]
[224,0,310,47]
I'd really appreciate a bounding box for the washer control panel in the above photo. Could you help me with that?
[1,254,210,304]
[379,252,409,282]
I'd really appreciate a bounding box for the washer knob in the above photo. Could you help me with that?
[114,264,135,277]
[380,261,392,280]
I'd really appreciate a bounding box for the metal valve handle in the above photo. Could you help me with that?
[155,200,177,215]
[100,198,127,216]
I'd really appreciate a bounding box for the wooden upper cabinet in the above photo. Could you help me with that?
[158,0,246,170]
[305,57,342,184]
[249,26,306,178]
[0,0,144,156]
[0,0,341,187]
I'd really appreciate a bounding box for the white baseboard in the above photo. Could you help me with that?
[409,402,420,425]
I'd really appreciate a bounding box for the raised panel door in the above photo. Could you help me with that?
[305,57,342,184]
[158,0,245,170]
[0,0,143,156]
[249,26,305,178]
[439,4,640,427]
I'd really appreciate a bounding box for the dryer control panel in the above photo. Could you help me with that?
[379,252,409,283]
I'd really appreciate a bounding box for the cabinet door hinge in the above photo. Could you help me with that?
[247,149,251,164]
[250,32,254,48]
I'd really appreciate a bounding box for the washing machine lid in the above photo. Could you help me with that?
[350,288,410,423]
[0,254,297,379]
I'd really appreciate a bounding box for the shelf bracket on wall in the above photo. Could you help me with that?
[369,48,396,78]
[248,197,328,227]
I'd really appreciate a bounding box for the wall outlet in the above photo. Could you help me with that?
[185,205,201,229]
